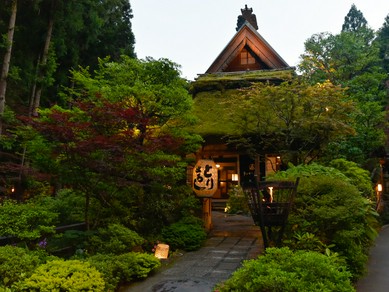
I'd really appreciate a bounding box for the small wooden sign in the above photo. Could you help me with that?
[192,159,218,197]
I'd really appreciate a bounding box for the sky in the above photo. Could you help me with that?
[131,1,389,81]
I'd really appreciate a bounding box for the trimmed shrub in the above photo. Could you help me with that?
[88,252,161,290]
[161,216,207,251]
[117,252,161,280]
[270,162,349,181]
[328,158,373,198]
[0,246,43,288]
[216,247,354,292]
[88,223,145,255]
[288,176,378,279]
[17,259,105,291]
[87,254,121,291]
[0,199,58,242]
[271,164,379,279]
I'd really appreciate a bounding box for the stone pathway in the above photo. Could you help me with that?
[357,225,389,292]
[120,212,262,292]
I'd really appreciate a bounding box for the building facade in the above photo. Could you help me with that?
[189,6,296,200]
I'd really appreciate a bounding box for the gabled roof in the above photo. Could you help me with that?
[205,21,289,73]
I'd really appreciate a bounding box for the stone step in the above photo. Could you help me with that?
[212,199,228,211]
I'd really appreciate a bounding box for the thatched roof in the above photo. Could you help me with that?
[191,68,295,94]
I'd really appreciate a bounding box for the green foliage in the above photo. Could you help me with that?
[87,254,120,291]
[270,162,349,181]
[272,163,379,278]
[22,56,201,233]
[226,80,355,164]
[328,158,373,198]
[225,185,250,214]
[88,252,161,290]
[216,247,354,292]
[0,246,43,288]
[0,199,58,242]
[47,230,90,258]
[0,0,136,112]
[161,216,207,251]
[284,232,331,253]
[299,19,387,164]
[134,184,202,235]
[324,101,387,164]
[88,223,145,255]
[285,176,377,278]
[65,56,194,131]
[342,4,369,33]
[116,252,161,281]
[17,259,105,291]
[40,189,85,225]
[376,14,389,72]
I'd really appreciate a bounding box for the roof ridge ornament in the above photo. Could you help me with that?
[236,4,258,31]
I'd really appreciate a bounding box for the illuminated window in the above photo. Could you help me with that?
[240,50,255,65]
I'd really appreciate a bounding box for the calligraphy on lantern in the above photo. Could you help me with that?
[192,160,218,197]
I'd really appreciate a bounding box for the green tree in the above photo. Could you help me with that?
[0,0,17,135]
[0,0,138,198]
[0,0,136,115]
[299,7,388,163]
[23,57,201,233]
[342,4,369,33]
[227,80,355,164]
[376,14,389,73]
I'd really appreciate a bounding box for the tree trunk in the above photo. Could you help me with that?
[0,0,17,135]
[31,0,56,117]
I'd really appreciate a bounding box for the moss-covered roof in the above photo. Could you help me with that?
[190,89,243,137]
[189,68,295,137]
[190,68,295,94]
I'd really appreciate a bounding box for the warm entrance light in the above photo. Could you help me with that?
[268,186,274,202]
[377,184,383,192]
[154,243,169,259]
[232,174,239,181]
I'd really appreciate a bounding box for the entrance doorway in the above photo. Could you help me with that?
[213,156,239,199]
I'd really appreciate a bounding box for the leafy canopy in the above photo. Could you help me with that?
[226,80,355,164]
[299,6,388,163]
[23,56,201,232]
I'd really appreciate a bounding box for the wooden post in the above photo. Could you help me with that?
[202,198,212,231]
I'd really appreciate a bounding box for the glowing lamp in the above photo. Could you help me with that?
[154,243,169,259]
[192,159,218,197]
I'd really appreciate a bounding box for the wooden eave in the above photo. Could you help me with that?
[205,21,289,73]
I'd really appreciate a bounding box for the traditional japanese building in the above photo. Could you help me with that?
[189,5,296,203]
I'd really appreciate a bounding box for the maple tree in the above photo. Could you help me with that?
[19,57,201,232]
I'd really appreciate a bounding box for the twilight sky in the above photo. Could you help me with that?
[131,0,389,81]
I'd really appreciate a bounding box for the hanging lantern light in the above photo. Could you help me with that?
[192,159,218,197]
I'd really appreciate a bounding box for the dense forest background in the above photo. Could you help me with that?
[0,1,389,208]
[0,0,135,120]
